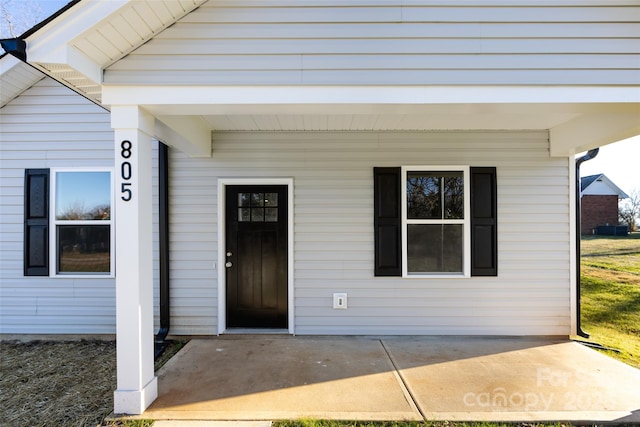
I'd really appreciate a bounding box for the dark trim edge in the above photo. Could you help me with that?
[155,142,171,357]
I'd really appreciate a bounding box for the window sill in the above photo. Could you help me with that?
[51,274,114,279]
[403,273,470,279]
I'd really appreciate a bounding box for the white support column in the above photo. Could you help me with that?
[111,105,158,414]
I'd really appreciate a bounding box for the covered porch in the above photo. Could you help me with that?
[10,0,639,416]
[121,335,640,422]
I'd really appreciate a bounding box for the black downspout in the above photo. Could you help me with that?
[155,142,171,358]
[575,148,599,339]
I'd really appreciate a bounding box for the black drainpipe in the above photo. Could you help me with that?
[575,148,599,339]
[155,142,171,358]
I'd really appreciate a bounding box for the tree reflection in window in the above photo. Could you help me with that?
[238,192,278,222]
[54,171,112,274]
[407,172,463,220]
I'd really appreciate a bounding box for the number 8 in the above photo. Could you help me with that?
[121,140,132,159]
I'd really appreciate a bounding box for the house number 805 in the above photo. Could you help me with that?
[120,140,132,201]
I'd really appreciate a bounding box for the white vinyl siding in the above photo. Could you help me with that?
[169,131,570,336]
[105,0,640,86]
[0,77,160,335]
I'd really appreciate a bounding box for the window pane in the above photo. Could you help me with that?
[265,193,278,207]
[238,208,251,222]
[251,208,264,222]
[251,193,264,207]
[56,172,111,220]
[407,171,463,220]
[407,224,463,274]
[238,193,251,207]
[57,225,110,273]
[265,208,278,222]
[443,174,464,219]
[407,172,440,219]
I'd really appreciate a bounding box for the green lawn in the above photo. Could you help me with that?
[580,232,640,368]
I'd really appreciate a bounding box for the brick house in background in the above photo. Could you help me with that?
[580,174,629,235]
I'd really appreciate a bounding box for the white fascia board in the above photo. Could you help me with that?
[65,45,102,83]
[26,1,128,82]
[27,0,127,63]
[550,112,640,157]
[155,116,212,158]
[103,85,640,107]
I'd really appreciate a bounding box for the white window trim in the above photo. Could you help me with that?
[49,168,115,278]
[401,165,470,278]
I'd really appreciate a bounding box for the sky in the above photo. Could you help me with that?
[2,0,639,195]
[0,0,70,37]
[55,171,111,218]
[579,136,639,196]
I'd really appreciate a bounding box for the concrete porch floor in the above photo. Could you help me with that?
[138,336,640,423]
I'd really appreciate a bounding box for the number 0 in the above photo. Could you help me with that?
[121,161,132,180]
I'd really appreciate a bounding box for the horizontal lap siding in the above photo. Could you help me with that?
[0,78,160,335]
[168,151,218,335]
[105,1,639,85]
[170,131,570,336]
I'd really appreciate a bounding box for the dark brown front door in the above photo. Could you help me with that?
[225,185,288,328]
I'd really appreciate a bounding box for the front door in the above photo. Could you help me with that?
[225,185,288,328]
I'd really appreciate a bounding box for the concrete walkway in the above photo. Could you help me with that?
[136,336,640,423]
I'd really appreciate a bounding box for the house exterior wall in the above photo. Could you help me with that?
[581,195,620,235]
[104,1,640,86]
[0,77,160,335]
[0,83,573,336]
[582,180,624,196]
[168,131,571,336]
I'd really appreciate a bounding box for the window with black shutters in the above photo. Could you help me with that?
[374,166,497,278]
[24,168,114,277]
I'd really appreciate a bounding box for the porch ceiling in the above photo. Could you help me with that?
[198,108,576,132]
[143,102,639,156]
[142,101,635,131]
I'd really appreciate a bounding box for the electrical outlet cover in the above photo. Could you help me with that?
[333,293,348,309]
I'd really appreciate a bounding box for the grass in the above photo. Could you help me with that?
[580,232,640,368]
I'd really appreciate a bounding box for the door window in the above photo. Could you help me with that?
[238,192,278,222]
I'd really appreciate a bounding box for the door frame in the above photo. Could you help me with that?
[217,178,294,334]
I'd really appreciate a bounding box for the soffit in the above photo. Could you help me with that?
[140,101,637,133]
[28,0,207,104]
[0,58,44,107]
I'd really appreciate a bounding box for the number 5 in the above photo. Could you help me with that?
[121,182,132,201]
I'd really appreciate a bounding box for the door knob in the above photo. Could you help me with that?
[226,252,232,257]
[225,262,233,268]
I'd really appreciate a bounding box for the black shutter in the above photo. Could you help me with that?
[374,167,402,276]
[24,169,50,276]
[470,167,498,276]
